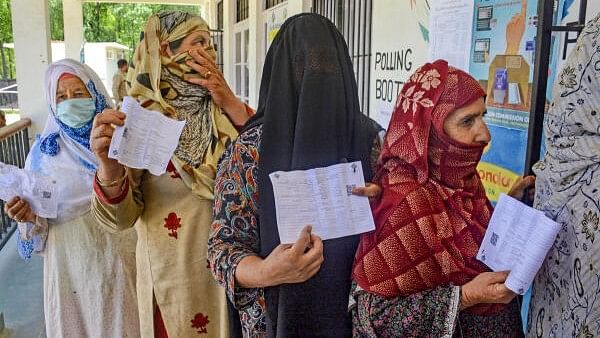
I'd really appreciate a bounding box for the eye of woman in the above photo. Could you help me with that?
[461,116,475,127]
[193,37,208,47]
[56,93,66,103]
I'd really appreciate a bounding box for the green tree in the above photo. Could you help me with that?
[0,0,13,79]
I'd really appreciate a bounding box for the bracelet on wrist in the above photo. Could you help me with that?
[95,168,127,188]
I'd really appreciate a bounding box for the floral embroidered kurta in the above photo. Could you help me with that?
[92,165,229,338]
[209,125,383,337]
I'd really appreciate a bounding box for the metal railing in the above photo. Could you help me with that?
[0,118,31,251]
[313,0,373,116]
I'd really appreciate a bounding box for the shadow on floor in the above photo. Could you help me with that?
[0,234,45,338]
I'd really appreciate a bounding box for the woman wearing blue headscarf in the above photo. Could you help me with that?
[4,59,139,337]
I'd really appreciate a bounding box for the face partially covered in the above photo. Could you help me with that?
[166,30,216,61]
[56,76,91,104]
[443,97,491,146]
[55,75,96,128]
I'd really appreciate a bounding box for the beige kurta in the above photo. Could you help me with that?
[92,167,229,338]
[43,212,139,338]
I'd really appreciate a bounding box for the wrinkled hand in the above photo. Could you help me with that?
[352,183,382,202]
[90,109,125,181]
[4,196,36,224]
[185,48,247,125]
[505,0,527,55]
[260,225,324,285]
[507,175,535,201]
[461,271,516,309]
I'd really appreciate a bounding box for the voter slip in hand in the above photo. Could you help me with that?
[476,194,560,294]
[0,163,58,219]
[269,161,375,244]
[108,96,185,176]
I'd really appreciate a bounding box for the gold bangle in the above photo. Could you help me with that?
[95,168,127,188]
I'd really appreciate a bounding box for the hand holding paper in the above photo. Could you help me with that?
[477,194,560,294]
[268,161,375,244]
[108,96,185,176]
[0,163,58,219]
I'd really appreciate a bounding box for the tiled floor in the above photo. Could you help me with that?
[0,233,45,338]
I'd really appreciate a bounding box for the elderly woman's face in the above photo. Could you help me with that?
[168,31,213,56]
[56,76,91,104]
[443,97,490,146]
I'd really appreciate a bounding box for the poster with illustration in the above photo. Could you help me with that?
[369,0,430,129]
[470,0,564,202]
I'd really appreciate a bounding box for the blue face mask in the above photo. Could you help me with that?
[56,98,96,128]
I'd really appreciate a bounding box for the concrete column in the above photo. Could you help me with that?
[247,0,261,108]
[63,0,84,61]
[11,0,52,138]
[222,0,234,84]
[287,0,311,15]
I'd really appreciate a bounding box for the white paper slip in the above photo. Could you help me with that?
[269,161,376,244]
[109,96,186,176]
[0,163,58,219]
[476,193,561,295]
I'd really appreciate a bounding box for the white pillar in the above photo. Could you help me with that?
[222,0,234,84]
[11,0,52,138]
[63,0,84,61]
[247,0,261,108]
[287,0,311,15]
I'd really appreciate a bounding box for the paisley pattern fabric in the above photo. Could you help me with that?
[527,13,600,338]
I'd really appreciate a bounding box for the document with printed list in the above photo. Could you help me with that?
[476,193,560,294]
[269,161,375,244]
[0,163,58,218]
[108,96,185,176]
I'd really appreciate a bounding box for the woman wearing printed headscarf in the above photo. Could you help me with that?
[89,11,251,338]
[526,13,600,338]
[351,60,533,337]
[208,14,384,337]
[4,59,139,337]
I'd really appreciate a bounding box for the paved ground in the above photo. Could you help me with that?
[0,233,45,338]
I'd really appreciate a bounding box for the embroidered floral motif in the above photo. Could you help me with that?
[400,85,434,116]
[420,69,442,90]
[190,312,210,334]
[559,66,578,89]
[581,210,599,242]
[164,212,182,239]
[166,160,181,179]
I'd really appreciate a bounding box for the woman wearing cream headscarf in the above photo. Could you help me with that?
[89,11,252,337]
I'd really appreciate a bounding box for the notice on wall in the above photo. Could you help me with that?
[266,4,288,50]
[429,0,475,71]
[369,0,430,129]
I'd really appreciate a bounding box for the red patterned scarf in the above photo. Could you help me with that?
[353,60,502,315]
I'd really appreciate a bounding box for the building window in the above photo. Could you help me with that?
[266,0,286,9]
[234,28,250,103]
[217,1,224,29]
[236,0,249,22]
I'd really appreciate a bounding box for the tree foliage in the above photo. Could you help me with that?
[0,1,200,79]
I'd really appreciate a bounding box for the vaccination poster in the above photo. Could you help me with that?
[469,0,564,202]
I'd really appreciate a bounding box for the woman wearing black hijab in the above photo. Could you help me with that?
[208,13,382,337]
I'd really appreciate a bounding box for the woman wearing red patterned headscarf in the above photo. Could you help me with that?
[351,60,533,337]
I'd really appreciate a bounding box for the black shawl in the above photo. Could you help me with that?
[243,13,380,337]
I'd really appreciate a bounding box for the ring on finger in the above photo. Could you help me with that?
[204,71,212,79]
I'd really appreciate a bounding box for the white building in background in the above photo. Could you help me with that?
[51,42,129,98]
[5,41,128,102]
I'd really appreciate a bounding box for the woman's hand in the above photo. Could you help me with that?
[185,48,248,126]
[507,175,535,201]
[260,225,324,285]
[4,196,37,224]
[236,225,324,288]
[352,183,382,202]
[90,109,126,196]
[460,271,516,309]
